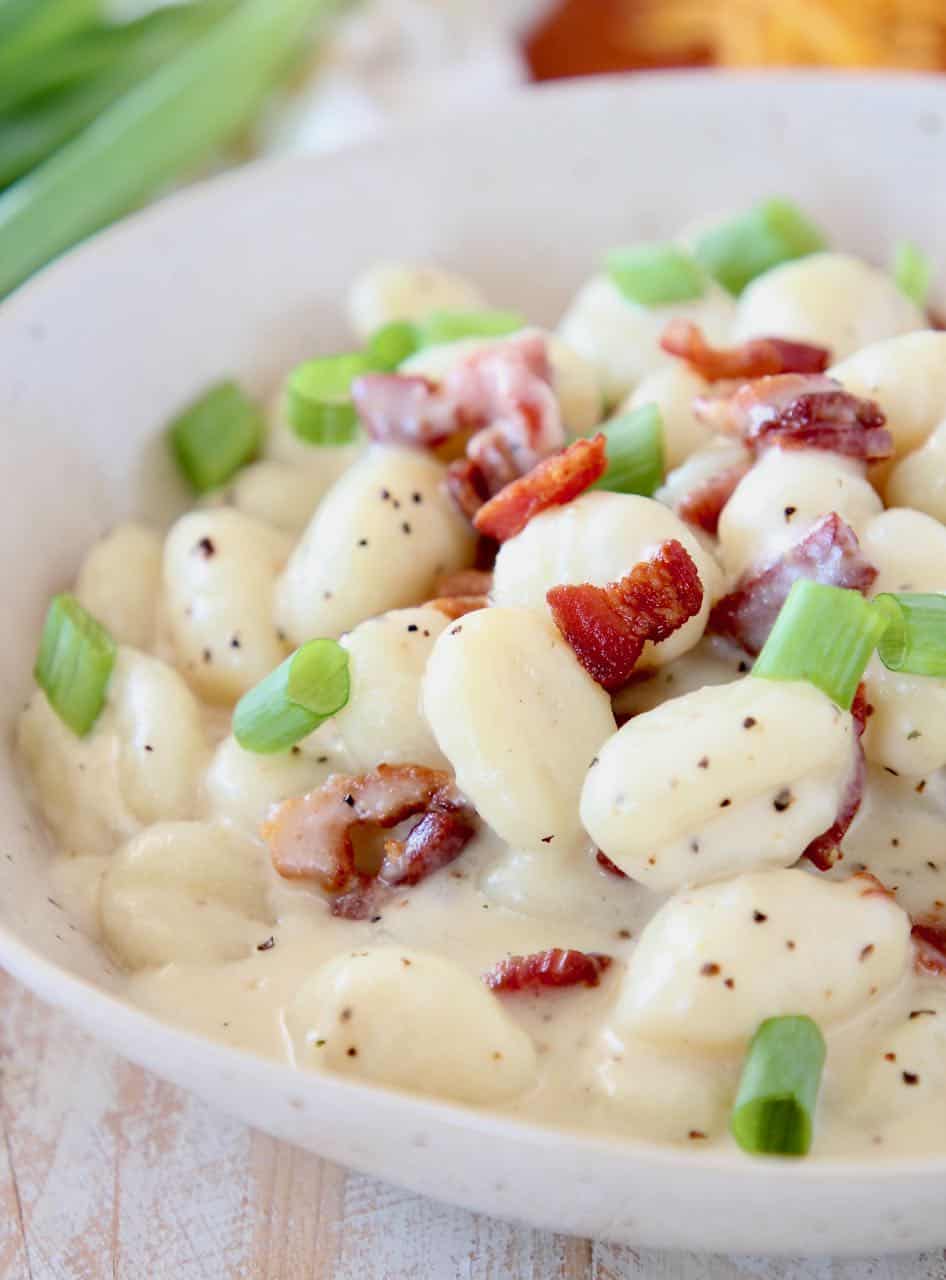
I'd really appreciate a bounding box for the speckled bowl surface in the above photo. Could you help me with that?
[1,71,945,1255]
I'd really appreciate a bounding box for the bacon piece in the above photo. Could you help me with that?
[333,806,479,920]
[674,461,751,535]
[660,320,830,381]
[351,374,457,448]
[434,568,493,598]
[424,594,489,621]
[380,808,476,886]
[596,849,628,879]
[547,539,703,691]
[263,764,475,899]
[353,333,565,517]
[912,920,946,975]
[803,683,871,871]
[695,373,893,463]
[473,434,607,542]
[484,948,613,993]
[709,513,877,656]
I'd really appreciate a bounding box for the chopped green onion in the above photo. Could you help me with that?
[0,6,240,118]
[731,1016,826,1157]
[365,321,420,371]
[606,243,705,306]
[694,199,827,296]
[415,309,526,347]
[591,404,664,497]
[34,593,116,737]
[874,593,946,677]
[753,579,886,710]
[169,379,262,493]
[0,0,346,299]
[0,5,237,190]
[892,241,931,309]
[233,638,350,754]
[286,353,368,445]
[0,0,100,86]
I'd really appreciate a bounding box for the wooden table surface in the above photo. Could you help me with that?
[1,971,945,1280]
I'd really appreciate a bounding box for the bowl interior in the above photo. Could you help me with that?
[2,71,946,1252]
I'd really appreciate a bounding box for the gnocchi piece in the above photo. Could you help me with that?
[202,734,337,835]
[860,509,946,777]
[885,419,946,521]
[286,946,537,1103]
[491,491,721,669]
[100,821,272,969]
[581,678,854,891]
[612,869,911,1052]
[423,607,615,853]
[593,1033,735,1143]
[831,331,946,459]
[18,648,207,856]
[227,460,339,534]
[347,262,487,339]
[557,272,735,406]
[275,446,475,644]
[74,522,162,650]
[717,448,883,580]
[848,991,946,1122]
[332,607,450,772]
[163,508,292,703]
[731,253,924,362]
[621,363,712,470]
[400,329,603,435]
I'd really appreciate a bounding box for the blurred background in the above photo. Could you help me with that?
[2,0,945,297]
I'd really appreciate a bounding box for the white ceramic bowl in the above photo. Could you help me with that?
[2,72,946,1255]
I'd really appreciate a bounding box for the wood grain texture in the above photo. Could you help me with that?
[0,969,944,1279]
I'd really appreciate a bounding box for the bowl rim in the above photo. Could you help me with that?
[3,66,946,1183]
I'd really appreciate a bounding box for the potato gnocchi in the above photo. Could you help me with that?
[19,210,946,1160]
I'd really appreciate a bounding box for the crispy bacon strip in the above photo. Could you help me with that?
[352,333,566,516]
[709,513,877,656]
[674,461,751,535]
[472,434,607,542]
[547,539,703,691]
[695,373,893,463]
[484,948,613,993]
[660,319,830,381]
[803,683,871,871]
[912,920,946,975]
[262,764,476,905]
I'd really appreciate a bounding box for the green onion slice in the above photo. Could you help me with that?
[731,1016,826,1157]
[34,593,116,737]
[694,199,827,296]
[873,593,946,677]
[285,353,368,445]
[606,243,706,306]
[591,404,664,497]
[752,579,886,710]
[0,0,346,299]
[233,638,350,754]
[169,379,262,493]
[365,321,421,371]
[415,309,526,347]
[892,241,931,309]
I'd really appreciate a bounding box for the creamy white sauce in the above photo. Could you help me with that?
[21,281,946,1161]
